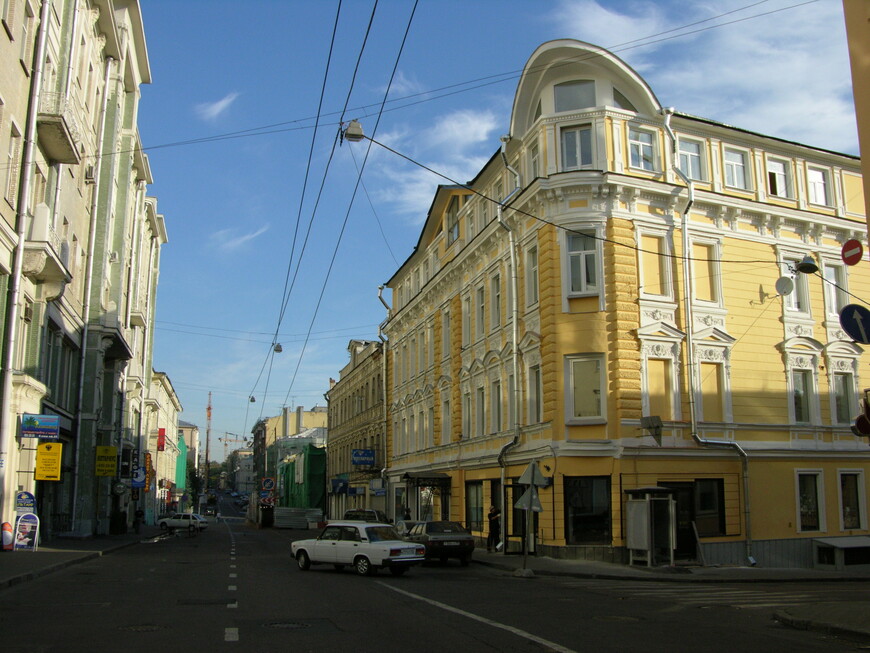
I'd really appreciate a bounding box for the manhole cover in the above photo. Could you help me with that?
[264,622,311,630]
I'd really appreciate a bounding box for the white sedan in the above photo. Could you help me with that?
[291,521,425,576]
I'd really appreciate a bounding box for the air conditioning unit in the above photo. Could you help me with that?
[84,165,95,182]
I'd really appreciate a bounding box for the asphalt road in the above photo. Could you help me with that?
[0,513,865,652]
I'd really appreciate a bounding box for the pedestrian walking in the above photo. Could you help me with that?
[487,505,501,552]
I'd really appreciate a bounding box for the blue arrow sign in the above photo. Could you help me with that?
[839,304,870,344]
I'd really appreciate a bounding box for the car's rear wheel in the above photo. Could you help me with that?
[296,551,311,571]
[354,556,374,576]
[389,566,407,576]
[159,523,168,530]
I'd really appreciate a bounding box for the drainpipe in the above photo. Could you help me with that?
[496,135,522,553]
[71,55,114,533]
[661,108,754,566]
[0,0,52,527]
[377,286,390,517]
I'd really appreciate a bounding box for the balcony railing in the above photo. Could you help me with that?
[37,92,82,164]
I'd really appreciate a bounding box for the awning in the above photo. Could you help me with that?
[402,471,451,489]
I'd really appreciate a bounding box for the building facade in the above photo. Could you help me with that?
[0,0,168,539]
[381,40,870,567]
[325,339,386,519]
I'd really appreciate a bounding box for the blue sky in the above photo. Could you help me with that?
[137,0,858,459]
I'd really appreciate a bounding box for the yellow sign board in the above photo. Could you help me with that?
[95,446,117,477]
[35,442,63,481]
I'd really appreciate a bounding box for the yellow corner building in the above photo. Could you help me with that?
[380,40,869,569]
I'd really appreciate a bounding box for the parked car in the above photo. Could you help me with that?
[342,508,390,523]
[394,520,420,538]
[406,521,474,565]
[291,521,425,576]
[158,513,208,531]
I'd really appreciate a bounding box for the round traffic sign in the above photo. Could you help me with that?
[839,304,870,344]
[842,239,864,266]
[855,414,870,436]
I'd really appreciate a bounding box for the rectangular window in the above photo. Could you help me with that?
[823,264,848,315]
[465,481,484,532]
[807,167,829,206]
[797,472,822,532]
[724,148,748,190]
[692,242,719,303]
[427,406,434,448]
[567,355,603,420]
[694,479,726,537]
[678,139,703,180]
[446,196,460,245]
[441,310,450,359]
[784,258,810,313]
[508,374,516,430]
[839,471,864,530]
[462,297,471,346]
[462,392,471,438]
[526,246,539,306]
[629,128,655,171]
[554,80,595,112]
[6,126,22,206]
[475,386,485,437]
[475,286,485,338]
[767,158,791,198]
[491,379,502,433]
[441,398,451,444]
[700,362,724,422]
[792,369,812,424]
[529,364,543,423]
[833,372,856,425]
[560,126,592,170]
[640,234,669,297]
[490,274,501,328]
[564,476,611,544]
[567,232,598,295]
[529,143,540,179]
[646,358,673,420]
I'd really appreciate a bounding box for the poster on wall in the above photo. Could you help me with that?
[14,513,39,551]
[35,442,63,481]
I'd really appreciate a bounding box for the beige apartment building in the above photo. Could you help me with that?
[380,40,870,567]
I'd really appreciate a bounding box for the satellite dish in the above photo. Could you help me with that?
[775,276,794,296]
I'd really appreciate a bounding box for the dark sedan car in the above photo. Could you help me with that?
[406,521,474,565]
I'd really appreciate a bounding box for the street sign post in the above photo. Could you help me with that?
[839,304,870,344]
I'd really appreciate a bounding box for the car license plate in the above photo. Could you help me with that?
[445,541,459,546]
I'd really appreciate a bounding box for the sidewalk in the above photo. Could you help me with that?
[1,528,868,642]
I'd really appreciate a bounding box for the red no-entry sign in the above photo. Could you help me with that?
[842,239,864,266]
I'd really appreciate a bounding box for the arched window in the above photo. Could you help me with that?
[554,80,595,112]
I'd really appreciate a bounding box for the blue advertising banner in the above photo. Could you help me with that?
[351,449,375,465]
[20,414,60,440]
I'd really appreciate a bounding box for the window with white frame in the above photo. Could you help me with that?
[528,364,543,424]
[640,233,671,298]
[446,196,460,245]
[692,241,721,304]
[462,391,472,438]
[475,386,485,437]
[831,370,856,425]
[823,262,848,316]
[839,470,865,530]
[491,274,501,328]
[678,138,704,180]
[6,124,22,206]
[427,406,434,448]
[629,128,655,171]
[508,374,516,429]
[408,413,415,453]
[441,397,451,444]
[554,80,595,112]
[526,245,539,306]
[462,296,471,346]
[699,361,725,422]
[560,125,593,170]
[529,142,540,179]
[767,158,792,198]
[807,167,830,206]
[791,368,814,424]
[566,354,604,422]
[441,309,450,359]
[724,148,749,190]
[796,470,824,532]
[491,379,502,433]
[645,357,674,421]
[782,257,810,314]
[566,231,599,295]
[475,285,485,339]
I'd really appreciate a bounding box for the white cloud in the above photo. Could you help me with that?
[195,92,240,121]
[208,224,270,252]
[550,0,857,153]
